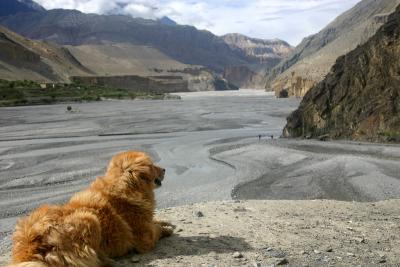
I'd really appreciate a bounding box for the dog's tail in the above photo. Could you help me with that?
[10,206,103,267]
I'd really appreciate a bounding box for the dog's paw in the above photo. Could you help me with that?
[101,257,118,267]
[161,225,174,237]
[156,220,176,229]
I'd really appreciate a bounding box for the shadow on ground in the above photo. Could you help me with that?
[119,235,253,263]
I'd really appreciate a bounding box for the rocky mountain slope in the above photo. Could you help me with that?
[267,0,400,97]
[0,25,92,82]
[222,33,293,88]
[283,4,400,142]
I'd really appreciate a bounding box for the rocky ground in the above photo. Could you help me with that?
[2,199,400,266]
[142,199,400,267]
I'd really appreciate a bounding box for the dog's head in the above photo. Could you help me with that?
[106,151,166,190]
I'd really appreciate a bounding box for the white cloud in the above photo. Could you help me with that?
[33,0,362,45]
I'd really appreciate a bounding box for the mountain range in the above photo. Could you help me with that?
[267,0,400,97]
[0,1,292,90]
[0,9,245,71]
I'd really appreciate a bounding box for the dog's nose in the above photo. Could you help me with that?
[162,168,166,173]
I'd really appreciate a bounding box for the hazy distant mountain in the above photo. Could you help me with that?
[222,33,293,63]
[0,0,45,17]
[283,4,400,142]
[18,0,45,11]
[0,24,236,92]
[0,1,295,89]
[158,16,178,26]
[0,9,249,73]
[222,33,293,88]
[268,0,400,97]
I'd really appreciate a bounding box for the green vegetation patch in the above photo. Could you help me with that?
[378,129,400,142]
[0,79,172,107]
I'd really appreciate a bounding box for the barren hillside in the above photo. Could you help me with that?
[0,26,92,82]
[66,44,190,77]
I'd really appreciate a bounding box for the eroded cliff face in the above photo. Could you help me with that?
[72,70,236,93]
[186,69,237,91]
[222,33,293,63]
[283,5,400,142]
[271,72,316,98]
[269,0,400,98]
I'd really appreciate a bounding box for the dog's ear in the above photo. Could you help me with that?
[106,151,154,180]
[124,167,137,179]
[106,155,133,177]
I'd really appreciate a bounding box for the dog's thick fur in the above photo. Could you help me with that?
[8,151,173,267]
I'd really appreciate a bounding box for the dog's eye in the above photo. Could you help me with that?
[139,174,151,182]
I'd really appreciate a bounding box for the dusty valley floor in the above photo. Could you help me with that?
[122,199,400,266]
[0,90,399,266]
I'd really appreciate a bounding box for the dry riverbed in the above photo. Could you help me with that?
[1,90,400,266]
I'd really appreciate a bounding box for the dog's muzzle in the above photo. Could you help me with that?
[155,178,162,186]
[155,168,165,187]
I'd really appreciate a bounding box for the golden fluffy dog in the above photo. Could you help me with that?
[8,151,173,267]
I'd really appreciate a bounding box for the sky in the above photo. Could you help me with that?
[33,0,362,46]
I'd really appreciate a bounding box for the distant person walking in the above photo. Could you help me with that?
[258,135,262,141]
[271,134,274,140]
